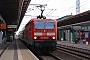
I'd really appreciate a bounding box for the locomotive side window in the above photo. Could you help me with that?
[45,22,54,29]
[34,22,44,29]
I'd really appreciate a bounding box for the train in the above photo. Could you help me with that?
[20,18,57,52]
[18,4,57,52]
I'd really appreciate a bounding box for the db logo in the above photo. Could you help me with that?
[43,33,46,36]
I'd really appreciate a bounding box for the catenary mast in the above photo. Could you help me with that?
[76,0,80,14]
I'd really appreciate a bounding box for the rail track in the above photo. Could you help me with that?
[37,52,62,60]
[21,40,62,60]
[56,44,90,60]
[21,40,90,60]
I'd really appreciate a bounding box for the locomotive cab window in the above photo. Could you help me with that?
[34,22,55,29]
[34,22,44,29]
[45,22,54,29]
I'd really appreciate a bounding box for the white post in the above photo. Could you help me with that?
[0,31,3,45]
[71,33,73,43]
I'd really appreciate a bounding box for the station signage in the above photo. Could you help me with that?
[8,29,13,32]
[0,23,6,29]
[7,25,17,28]
[73,26,81,30]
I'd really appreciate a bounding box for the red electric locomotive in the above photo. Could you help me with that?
[23,4,57,52]
[23,18,57,52]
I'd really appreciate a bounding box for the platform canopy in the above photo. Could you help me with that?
[0,0,31,28]
[57,10,90,29]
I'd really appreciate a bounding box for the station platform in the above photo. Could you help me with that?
[0,40,39,60]
[57,40,90,53]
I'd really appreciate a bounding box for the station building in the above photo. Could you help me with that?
[57,15,90,44]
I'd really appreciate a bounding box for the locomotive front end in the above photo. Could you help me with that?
[33,19,57,52]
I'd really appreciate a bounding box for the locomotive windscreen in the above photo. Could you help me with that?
[34,22,55,29]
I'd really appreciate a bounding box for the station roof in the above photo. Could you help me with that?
[56,15,72,21]
[57,10,90,29]
[0,0,31,27]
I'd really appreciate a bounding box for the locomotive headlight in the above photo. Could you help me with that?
[34,36,37,39]
[52,37,55,39]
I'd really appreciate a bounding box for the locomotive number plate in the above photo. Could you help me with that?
[43,37,48,39]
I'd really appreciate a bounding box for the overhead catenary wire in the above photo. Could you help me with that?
[46,0,72,16]
[26,0,73,18]
[56,0,72,9]
[17,0,90,33]
[26,0,90,17]
[57,1,90,16]
[26,0,90,19]
[26,7,35,13]
[37,0,69,17]
[47,0,89,16]
[46,9,56,16]
[50,0,90,17]
[45,0,50,3]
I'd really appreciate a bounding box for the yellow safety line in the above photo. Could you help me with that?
[6,47,8,50]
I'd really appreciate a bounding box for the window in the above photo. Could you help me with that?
[34,22,55,29]
[46,22,54,29]
[34,22,44,29]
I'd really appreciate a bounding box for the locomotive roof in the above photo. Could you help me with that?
[31,18,56,21]
[25,18,57,28]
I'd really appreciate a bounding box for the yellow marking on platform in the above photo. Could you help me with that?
[6,47,8,50]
